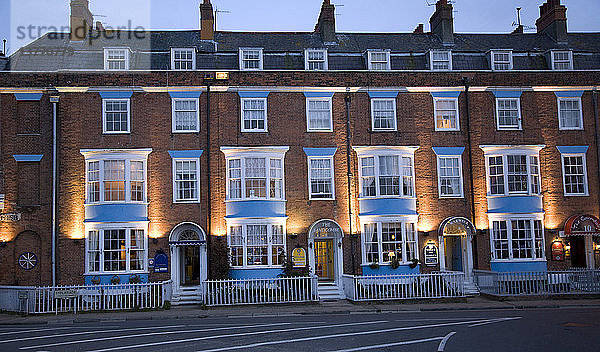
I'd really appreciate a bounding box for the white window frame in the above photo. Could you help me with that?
[171,48,196,71]
[489,215,545,262]
[239,48,264,71]
[85,224,148,274]
[307,156,335,200]
[436,155,464,198]
[370,98,397,131]
[360,217,419,265]
[102,98,131,134]
[560,153,589,196]
[481,146,543,197]
[433,97,460,131]
[490,50,513,71]
[240,97,268,132]
[305,49,328,71]
[84,156,148,204]
[354,148,417,199]
[171,98,200,133]
[495,97,522,130]
[551,50,573,71]
[227,219,287,268]
[557,97,584,130]
[430,50,452,71]
[367,50,391,71]
[172,158,201,203]
[306,97,333,132]
[103,48,130,70]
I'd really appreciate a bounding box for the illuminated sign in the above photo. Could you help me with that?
[292,247,307,268]
[309,219,343,239]
[424,242,439,266]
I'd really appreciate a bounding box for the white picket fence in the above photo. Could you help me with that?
[341,272,465,301]
[473,269,600,296]
[203,276,319,306]
[0,281,172,314]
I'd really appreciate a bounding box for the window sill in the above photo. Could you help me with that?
[357,196,417,201]
[370,129,398,133]
[564,193,589,197]
[16,133,42,136]
[309,197,336,201]
[439,195,464,199]
[225,198,287,203]
[172,130,200,134]
[490,259,547,263]
[558,127,584,131]
[85,271,149,275]
[85,202,149,205]
[497,127,522,131]
[173,200,201,204]
[306,130,334,133]
[102,132,131,135]
[434,129,461,132]
[240,130,268,133]
[231,266,284,270]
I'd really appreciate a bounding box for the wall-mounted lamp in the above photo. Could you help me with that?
[290,233,298,239]
[0,240,7,248]
[152,238,159,245]
[418,231,430,237]
[476,229,487,236]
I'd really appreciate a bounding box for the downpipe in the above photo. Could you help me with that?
[50,95,59,286]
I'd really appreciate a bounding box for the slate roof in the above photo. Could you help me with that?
[5,30,600,71]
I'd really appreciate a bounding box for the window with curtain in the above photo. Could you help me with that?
[103,160,126,201]
[491,219,544,260]
[174,160,199,202]
[172,98,199,132]
[434,98,459,131]
[86,228,147,274]
[306,98,332,131]
[241,98,267,132]
[486,154,541,196]
[309,157,334,199]
[371,99,396,131]
[226,156,285,200]
[306,49,327,71]
[359,155,414,198]
[437,156,463,197]
[558,98,583,130]
[362,221,418,264]
[130,161,145,202]
[228,223,286,268]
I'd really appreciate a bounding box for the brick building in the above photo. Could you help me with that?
[1,0,599,301]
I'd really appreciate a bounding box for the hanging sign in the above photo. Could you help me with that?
[292,247,307,268]
[424,242,439,266]
[154,251,169,273]
[552,241,565,261]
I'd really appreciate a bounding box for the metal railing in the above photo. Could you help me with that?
[341,272,465,301]
[1,281,172,314]
[473,269,600,296]
[203,276,319,306]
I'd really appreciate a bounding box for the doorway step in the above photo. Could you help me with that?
[464,280,480,296]
[171,286,203,306]
[318,282,344,300]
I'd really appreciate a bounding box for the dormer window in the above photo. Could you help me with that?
[491,50,513,71]
[171,48,195,70]
[239,48,263,71]
[104,48,130,70]
[551,50,573,70]
[367,50,391,71]
[430,50,452,71]
[305,49,328,71]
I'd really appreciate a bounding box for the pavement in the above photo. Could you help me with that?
[1,295,600,325]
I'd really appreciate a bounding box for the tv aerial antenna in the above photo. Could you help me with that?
[511,7,535,31]
[214,7,231,31]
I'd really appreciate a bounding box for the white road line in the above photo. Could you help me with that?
[437,331,456,351]
[86,320,389,352]
[20,323,290,350]
[468,317,522,327]
[1,325,185,344]
[329,336,445,352]
[192,318,516,352]
[0,327,99,337]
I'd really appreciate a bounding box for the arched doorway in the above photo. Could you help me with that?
[169,223,207,297]
[308,219,344,283]
[564,215,600,269]
[438,217,476,281]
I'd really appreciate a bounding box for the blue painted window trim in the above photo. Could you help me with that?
[238,91,270,98]
[13,154,43,162]
[430,91,461,98]
[492,91,523,98]
[303,147,338,157]
[554,91,584,98]
[368,91,399,99]
[557,146,588,154]
[303,92,334,98]
[14,93,43,101]
[168,150,204,159]
[168,91,202,99]
[99,91,134,99]
[432,147,465,156]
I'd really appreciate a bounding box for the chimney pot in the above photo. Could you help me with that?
[200,0,214,41]
[70,0,93,41]
[314,0,336,43]
[429,0,454,44]
[413,24,424,34]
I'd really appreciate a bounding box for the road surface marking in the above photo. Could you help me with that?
[437,331,456,351]
[192,318,518,352]
[2,325,185,344]
[468,317,521,327]
[329,336,446,351]
[0,327,99,337]
[86,320,389,352]
[19,323,290,350]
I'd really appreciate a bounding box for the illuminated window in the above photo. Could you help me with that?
[362,221,418,264]
[225,156,285,200]
[491,219,544,260]
[86,228,147,274]
[482,147,542,196]
[227,222,286,268]
[434,98,459,131]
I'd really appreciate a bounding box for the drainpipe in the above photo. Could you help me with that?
[205,78,213,278]
[50,95,59,286]
[462,77,478,269]
[593,88,600,218]
[345,90,356,275]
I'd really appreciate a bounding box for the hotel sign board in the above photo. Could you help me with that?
[292,248,307,268]
[309,219,343,239]
[0,213,21,222]
[424,243,439,267]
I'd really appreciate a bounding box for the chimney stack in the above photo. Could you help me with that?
[536,0,568,43]
[200,0,214,41]
[413,24,424,34]
[95,21,104,32]
[429,0,454,45]
[314,0,336,43]
[70,0,93,41]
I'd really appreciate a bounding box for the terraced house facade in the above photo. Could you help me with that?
[1,0,599,302]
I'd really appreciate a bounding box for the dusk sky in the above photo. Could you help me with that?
[2,0,599,55]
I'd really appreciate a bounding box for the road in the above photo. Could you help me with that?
[1,308,598,351]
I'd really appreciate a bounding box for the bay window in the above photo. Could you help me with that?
[482,147,543,196]
[490,218,545,261]
[85,158,147,204]
[362,221,418,264]
[358,154,414,198]
[228,222,286,267]
[86,227,147,273]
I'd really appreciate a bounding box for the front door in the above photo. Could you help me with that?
[570,236,587,268]
[315,239,334,281]
[181,246,200,286]
[444,236,464,272]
